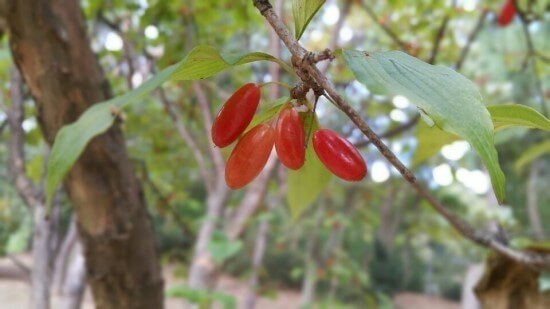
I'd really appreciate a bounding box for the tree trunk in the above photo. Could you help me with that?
[6,1,163,308]
[31,204,59,309]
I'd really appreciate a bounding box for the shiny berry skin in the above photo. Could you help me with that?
[497,0,515,27]
[312,129,367,181]
[212,83,261,148]
[275,107,306,170]
[225,124,275,189]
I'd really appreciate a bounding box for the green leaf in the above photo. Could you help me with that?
[287,114,331,219]
[514,140,550,173]
[487,104,550,131]
[293,0,325,40]
[207,232,243,264]
[245,96,289,132]
[170,46,293,80]
[343,50,506,202]
[6,216,32,254]
[46,46,286,207]
[166,286,236,309]
[413,121,460,166]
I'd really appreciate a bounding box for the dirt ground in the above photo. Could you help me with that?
[0,254,301,309]
[0,254,460,308]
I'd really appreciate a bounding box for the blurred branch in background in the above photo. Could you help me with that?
[514,0,549,117]
[455,9,488,71]
[3,67,64,309]
[359,1,407,50]
[427,0,456,65]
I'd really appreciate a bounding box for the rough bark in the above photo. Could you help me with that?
[6,0,163,308]
[475,252,550,308]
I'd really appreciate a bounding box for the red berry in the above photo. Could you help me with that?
[225,124,275,189]
[497,0,515,27]
[275,107,306,170]
[212,83,261,148]
[313,129,367,181]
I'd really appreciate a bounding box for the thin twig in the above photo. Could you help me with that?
[5,68,40,209]
[97,11,135,90]
[318,0,352,74]
[359,1,407,50]
[428,4,454,65]
[252,0,550,269]
[192,81,226,176]
[157,87,214,192]
[455,9,488,70]
[354,114,420,148]
[515,0,549,116]
[134,159,192,235]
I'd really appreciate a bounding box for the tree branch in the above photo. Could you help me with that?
[157,87,214,192]
[514,0,549,117]
[192,81,226,177]
[359,1,407,50]
[97,11,136,90]
[427,5,454,65]
[252,0,550,269]
[5,68,41,209]
[455,9,488,70]
[354,114,420,148]
[318,0,352,74]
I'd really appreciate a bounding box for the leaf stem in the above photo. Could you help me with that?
[259,81,293,91]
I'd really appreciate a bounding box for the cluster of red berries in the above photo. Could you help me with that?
[212,83,367,189]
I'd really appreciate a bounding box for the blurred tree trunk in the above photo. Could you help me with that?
[187,184,230,290]
[7,68,61,309]
[5,0,163,308]
[54,216,86,309]
[59,242,86,309]
[527,160,544,240]
[31,203,59,309]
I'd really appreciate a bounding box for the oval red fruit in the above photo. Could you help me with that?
[212,83,261,148]
[275,107,306,170]
[497,0,515,27]
[225,124,275,189]
[313,129,367,181]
